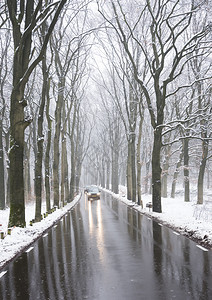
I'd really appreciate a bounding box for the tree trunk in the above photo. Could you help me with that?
[101,158,105,188]
[61,103,69,206]
[8,0,34,227]
[106,160,110,190]
[9,91,28,227]
[144,160,150,194]
[183,137,190,202]
[127,142,132,200]
[197,140,208,204]
[61,138,65,206]
[75,159,82,194]
[35,56,47,221]
[161,143,171,198]
[131,134,136,202]
[61,136,69,204]
[7,0,67,226]
[69,142,75,201]
[171,147,183,198]
[53,77,65,207]
[127,134,136,202]
[111,146,119,194]
[45,78,52,212]
[196,79,209,204]
[69,103,77,201]
[152,128,162,213]
[0,117,5,209]
[24,142,31,202]
[136,114,143,206]
[5,131,10,207]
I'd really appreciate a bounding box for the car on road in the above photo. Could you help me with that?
[87,186,101,200]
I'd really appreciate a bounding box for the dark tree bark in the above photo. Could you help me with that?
[152,128,163,212]
[183,137,190,202]
[111,123,119,194]
[53,76,64,207]
[7,0,67,227]
[0,33,10,210]
[69,102,77,201]
[103,0,210,213]
[171,147,183,198]
[0,115,5,209]
[197,140,208,204]
[45,78,52,212]
[136,108,144,206]
[61,103,69,205]
[35,54,48,221]
[161,142,171,198]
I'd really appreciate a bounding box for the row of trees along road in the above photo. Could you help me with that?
[0,0,211,227]
[0,1,92,227]
[94,0,212,212]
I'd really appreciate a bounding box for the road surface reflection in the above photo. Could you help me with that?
[0,191,212,299]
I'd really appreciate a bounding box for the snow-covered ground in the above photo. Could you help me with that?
[0,188,212,270]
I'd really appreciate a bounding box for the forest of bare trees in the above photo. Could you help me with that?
[0,0,211,226]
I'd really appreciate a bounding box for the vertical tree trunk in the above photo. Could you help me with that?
[61,103,69,206]
[8,0,34,227]
[106,160,110,190]
[197,140,208,204]
[114,149,119,194]
[69,103,77,201]
[69,142,76,201]
[127,141,132,200]
[131,134,136,202]
[61,136,69,204]
[183,137,190,202]
[127,134,136,202]
[161,143,171,198]
[35,56,47,221]
[61,138,65,206]
[196,79,209,204]
[111,147,119,194]
[24,142,31,202]
[75,159,82,194]
[53,77,65,207]
[5,131,10,207]
[152,128,162,213]
[111,149,115,191]
[171,147,183,198]
[64,143,69,201]
[9,91,28,227]
[45,78,52,212]
[101,158,105,188]
[0,117,5,209]
[136,114,143,206]
[144,160,150,194]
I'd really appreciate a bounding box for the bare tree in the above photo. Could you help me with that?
[7,0,68,227]
[0,30,11,209]
[98,0,211,212]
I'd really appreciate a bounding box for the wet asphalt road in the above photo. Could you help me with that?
[0,191,212,300]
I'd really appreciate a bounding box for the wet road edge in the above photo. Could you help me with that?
[0,194,81,271]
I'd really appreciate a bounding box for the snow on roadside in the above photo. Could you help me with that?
[0,195,81,269]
